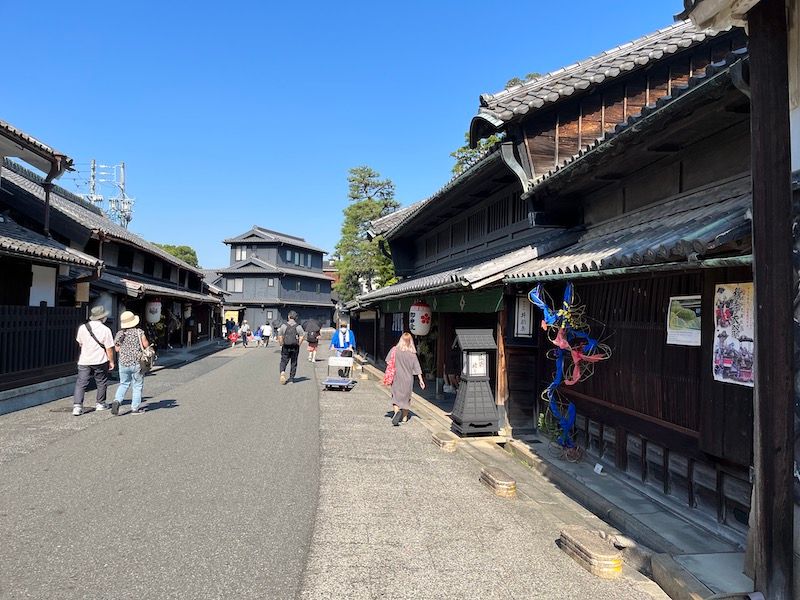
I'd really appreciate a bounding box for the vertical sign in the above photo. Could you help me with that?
[712,283,755,387]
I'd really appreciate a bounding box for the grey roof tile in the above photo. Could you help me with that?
[0,214,100,268]
[471,21,731,140]
[224,226,325,253]
[1,159,204,276]
[506,175,751,280]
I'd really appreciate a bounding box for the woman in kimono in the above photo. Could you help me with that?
[387,332,425,426]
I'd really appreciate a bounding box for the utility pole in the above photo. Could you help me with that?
[107,161,134,228]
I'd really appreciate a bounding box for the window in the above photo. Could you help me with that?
[162,264,172,281]
[306,253,312,267]
[268,278,274,287]
[143,257,154,276]
[316,283,321,294]
[512,192,527,223]
[437,229,450,253]
[285,249,292,262]
[235,246,247,261]
[266,310,273,320]
[468,210,486,241]
[452,220,466,247]
[226,278,243,293]
[295,280,302,292]
[118,246,134,269]
[425,237,437,258]
[295,252,301,266]
[487,197,509,232]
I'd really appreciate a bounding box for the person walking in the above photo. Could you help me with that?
[240,320,251,347]
[303,318,321,362]
[259,322,272,347]
[72,305,116,416]
[386,332,425,426]
[278,311,305,384]
[111,310,151,415]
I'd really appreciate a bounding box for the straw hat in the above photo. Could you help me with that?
[119,310,140,329]
[89,305,109,321]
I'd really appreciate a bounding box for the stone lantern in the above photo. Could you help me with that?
[450,329,499,436]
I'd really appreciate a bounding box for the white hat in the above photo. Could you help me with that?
[89,305,109,321]
[120,310,140,329]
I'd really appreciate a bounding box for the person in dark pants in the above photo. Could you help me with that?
[72,305,116,416]
[277,311,305,384]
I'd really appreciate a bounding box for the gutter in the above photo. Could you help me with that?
[505,254,752,283]
[42,154,70,238]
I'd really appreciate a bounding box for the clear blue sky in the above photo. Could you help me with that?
[0,1,682,269]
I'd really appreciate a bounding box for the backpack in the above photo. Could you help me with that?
[307,330,319,343]
[282,324,299,346]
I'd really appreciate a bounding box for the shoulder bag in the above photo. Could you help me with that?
[138,331,157,373]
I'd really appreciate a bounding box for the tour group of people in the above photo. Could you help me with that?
[72,306,426,428]
[72,306,151,416]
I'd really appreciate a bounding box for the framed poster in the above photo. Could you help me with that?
[712,283,754,387]
[514,295,533,337]
[666,295,702,346]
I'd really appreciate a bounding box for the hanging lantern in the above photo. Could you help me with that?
[183,304,193,319]
[145,297,162,324]
[409,301,432,336]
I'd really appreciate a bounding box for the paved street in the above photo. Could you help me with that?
[1,346,665,599]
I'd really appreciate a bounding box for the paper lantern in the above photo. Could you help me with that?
[409,301,432,336]
[183,304,192,319]
[145,298,162,324]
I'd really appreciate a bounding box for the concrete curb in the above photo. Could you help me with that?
[651,554,713,600]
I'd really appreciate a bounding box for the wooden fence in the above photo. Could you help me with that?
[0,305,85,391]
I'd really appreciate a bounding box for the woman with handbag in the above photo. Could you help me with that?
[112,311,151,415]
[385,332,425,426]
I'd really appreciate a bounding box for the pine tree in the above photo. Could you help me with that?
[334,166,399,303]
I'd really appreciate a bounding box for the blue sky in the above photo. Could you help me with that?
[0,1,682,268]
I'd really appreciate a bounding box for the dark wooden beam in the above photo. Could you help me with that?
[747,1,794,597]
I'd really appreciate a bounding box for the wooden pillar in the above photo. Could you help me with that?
[435,311,447,397]
[496,299,509,432]
[748,1,794,597]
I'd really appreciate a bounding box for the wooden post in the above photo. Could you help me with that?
[496,299,509,433]
[748,1,794,597]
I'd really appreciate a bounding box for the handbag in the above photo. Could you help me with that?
[138,331,157,373]
[383,348,396,386]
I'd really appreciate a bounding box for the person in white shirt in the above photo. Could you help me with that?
[259,323,272,347]
[72,305,116,416]
[240,320,251,348]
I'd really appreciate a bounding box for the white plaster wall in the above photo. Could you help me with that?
[791,0,799,170]
[28,265,55,307]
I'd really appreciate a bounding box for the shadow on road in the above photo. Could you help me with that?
[142,399,179,412]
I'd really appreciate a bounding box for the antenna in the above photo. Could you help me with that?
[84,159,105,207]
[108,161,135,228]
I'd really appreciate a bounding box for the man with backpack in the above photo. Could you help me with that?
[277,311,305,384]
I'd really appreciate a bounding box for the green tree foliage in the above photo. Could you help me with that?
[334,166,399,303]
[450,132,503,176]
[505,72,542,88]
[153,243,200,268]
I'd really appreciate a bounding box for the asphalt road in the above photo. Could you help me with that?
[0,345,320,599]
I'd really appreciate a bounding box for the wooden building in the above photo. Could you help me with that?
[352,20,757,542]
[205,226,334,328]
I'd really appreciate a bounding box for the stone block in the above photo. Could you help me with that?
[559,526,623,580]
[479,466,516,498]
[432,431,459,453]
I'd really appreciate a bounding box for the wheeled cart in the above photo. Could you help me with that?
[322,356,357,391]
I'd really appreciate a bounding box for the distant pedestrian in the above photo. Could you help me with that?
[330,321,356,377]
[259,323,272,347]
[72,305,116,416]
[303,319,321,362]
[240,320,251,347]
[112,311,151,415]
[386,332,425,426]
[278,311,305,384]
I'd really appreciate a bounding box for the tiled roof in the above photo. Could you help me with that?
[471,21,730,142]
[215,257,333,280]
[369,200,429,238]
[455,329,497,351]
[505,175,751,281]
[0,119,72,174]
[527,48,748,189]
[384,149,503,241]
[100,270,221,304]
[355,242,574,305]
[0,214,101,269]
[223,226,325,253]
[1,159,204,276]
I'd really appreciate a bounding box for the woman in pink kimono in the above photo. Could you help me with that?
[387,332,425,426]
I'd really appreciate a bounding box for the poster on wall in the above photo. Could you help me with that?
[666,295,702,346]
[515,295,533,337]
[712,282,755,387]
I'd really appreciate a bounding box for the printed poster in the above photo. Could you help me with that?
[666,295,702,346]
[515,295,533,337]
[713,283,755,387]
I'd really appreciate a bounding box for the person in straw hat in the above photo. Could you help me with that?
[112,310,151,415]
[72,305,116,416]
